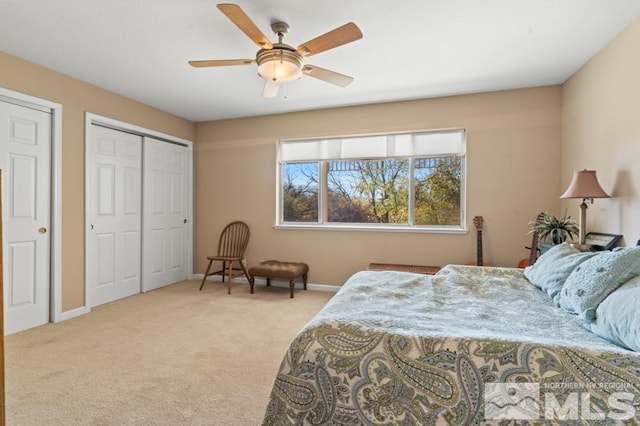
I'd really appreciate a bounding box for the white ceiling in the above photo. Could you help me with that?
[1,1,640,122]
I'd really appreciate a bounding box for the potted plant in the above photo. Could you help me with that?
[530,211,579,245]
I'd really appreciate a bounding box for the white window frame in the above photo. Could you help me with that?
[275,129,467,234]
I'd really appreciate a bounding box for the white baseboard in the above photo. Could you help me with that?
[58,306,91,322]
[52,274,335,326]
[192,274,339,293]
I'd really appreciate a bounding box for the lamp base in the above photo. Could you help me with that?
[578,200,588,245]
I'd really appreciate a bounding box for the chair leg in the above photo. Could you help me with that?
[238,261,254,294]
[199,259,214,291]
[221,261,226,283]
[303,274,308,290]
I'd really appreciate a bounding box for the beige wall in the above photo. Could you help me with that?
[0,14,636,312]
[562,17,640,246]
[0,51,195,311]
[195,86,562,286]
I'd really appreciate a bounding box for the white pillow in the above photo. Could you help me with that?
[523,243,597,302]
[558,247,640,321]
[588,274,640,351]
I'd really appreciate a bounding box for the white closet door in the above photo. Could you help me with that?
[0,101,51,334]
[87,125,142,307]
[142,137,188,291]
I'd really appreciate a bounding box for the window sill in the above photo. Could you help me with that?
[273,223,468,234]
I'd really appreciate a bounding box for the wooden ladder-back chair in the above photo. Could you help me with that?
[199,221,253,294]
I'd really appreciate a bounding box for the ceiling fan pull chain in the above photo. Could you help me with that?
[272,59,277,81]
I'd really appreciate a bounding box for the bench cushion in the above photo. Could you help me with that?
[248,260,308,280]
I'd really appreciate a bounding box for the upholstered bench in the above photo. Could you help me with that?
[248,260,309,298]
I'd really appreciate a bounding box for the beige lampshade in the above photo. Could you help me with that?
[560,170,610,199]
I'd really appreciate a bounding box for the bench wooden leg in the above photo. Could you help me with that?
[303,274,307,290]
[289,279,295,298]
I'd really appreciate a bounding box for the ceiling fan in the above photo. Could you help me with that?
[189,3,363,98]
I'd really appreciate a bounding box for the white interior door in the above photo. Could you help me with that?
[0,101,51,334]
[87,125,142,307]
[142,137,189,291]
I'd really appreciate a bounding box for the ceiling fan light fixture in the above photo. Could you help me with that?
[256,49,303,83]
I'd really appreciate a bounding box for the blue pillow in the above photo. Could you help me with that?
[523,243,597,301]
[558,247,640,321]
[587,274,640,352]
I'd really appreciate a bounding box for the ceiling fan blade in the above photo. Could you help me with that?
[296,22,362,57]
[217,3,273,49]
[262,80,280,98]
[302,65,354,87]
[188,59,255,68]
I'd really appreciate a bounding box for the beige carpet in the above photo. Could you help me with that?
[5,280,334,425]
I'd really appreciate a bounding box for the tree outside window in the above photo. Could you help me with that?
[281,156,461,227]
[282,162,318,222]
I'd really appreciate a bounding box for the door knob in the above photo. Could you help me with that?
[38,227,47,234]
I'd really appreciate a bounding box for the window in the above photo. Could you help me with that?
[278,130,465,231]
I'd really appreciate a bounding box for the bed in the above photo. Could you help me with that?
[262,245,640,424]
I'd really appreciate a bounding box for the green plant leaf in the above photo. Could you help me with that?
[528,211,579,243]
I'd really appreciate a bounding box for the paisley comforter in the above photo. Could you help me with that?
[262,265,640,425]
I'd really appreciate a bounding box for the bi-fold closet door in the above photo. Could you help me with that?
[87,124,189,308]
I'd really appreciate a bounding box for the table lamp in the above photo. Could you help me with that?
[560,169,610,246]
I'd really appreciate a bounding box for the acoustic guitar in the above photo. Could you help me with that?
[518,212,545,268]
[472,216,485,266]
